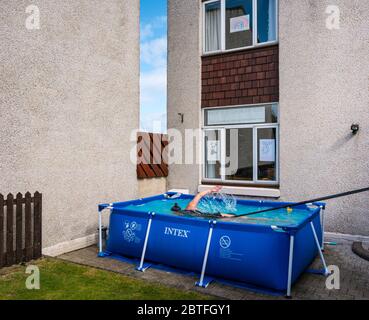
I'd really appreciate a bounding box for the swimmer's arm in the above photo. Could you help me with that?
[185,186,223,211]
[185,190,210,211]
[220,213,235,218]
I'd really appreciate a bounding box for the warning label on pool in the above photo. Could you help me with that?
[219,235,244,261]
[123,220,142,244]
[219,236,231,249]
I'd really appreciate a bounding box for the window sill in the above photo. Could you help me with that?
[198,184,280,198]
[202,41,279,58]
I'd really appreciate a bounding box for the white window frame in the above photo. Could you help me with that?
[202,103,279,186]
[202,0,279,55]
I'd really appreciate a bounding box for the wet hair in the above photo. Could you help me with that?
[171,203,182,212]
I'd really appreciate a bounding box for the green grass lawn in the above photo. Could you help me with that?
[0,258,212,300]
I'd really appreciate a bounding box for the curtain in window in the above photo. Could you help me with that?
[268,0,277,41]
[257,0,277,43]
[205,4,221,52]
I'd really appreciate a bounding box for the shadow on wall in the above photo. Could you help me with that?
[329,132,359,152]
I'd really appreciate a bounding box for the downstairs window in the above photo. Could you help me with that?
[203,103,279,185]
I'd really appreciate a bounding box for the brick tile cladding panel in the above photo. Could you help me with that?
[202,45,279,108]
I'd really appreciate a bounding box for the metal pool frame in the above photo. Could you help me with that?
[97,194,329,298]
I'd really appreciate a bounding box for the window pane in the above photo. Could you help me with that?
[226,0,253,50]
[205,1,221,52]
[226,128,253,181]
[205,104,278,126]
[257,128,277,181]
[204,130,221,179]
[257,0,277,43]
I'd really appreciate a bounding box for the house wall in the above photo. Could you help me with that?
[167,0,202,193]
[279,0,369,236]
[138,178,167,198]
[168,0,369,236]
[0,0,140,249]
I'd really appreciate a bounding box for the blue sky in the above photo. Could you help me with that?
[140,0,167,133]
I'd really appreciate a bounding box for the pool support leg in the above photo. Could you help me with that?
[310,221,329,276]
[98,210,103,256]
[196,221,216,288]
[98,204,113,258]
[286,234,295,298]
[136,212,154,272]
[321,206,325,251]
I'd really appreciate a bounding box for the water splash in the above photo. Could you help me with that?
[198,193,237,214]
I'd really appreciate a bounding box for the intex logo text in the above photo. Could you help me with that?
[164,227,190,238]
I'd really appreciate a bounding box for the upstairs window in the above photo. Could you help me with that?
[257,0,277,43]
[203,0,278,54]
[204,1,221,52]
[226,0,253,50]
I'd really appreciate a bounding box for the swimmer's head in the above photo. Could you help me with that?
[171,203,181,212]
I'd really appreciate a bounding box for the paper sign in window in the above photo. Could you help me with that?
[260,139,275,162]
[207,140,221,162]
[230,15,250,33]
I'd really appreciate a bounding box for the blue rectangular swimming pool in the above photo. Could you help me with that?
[98,193,328,297]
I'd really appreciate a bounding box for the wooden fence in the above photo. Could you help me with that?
[137,132,168,179]
[0,192,42,268]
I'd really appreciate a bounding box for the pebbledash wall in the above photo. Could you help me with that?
[167,0,369,236]
[0,1,140,254]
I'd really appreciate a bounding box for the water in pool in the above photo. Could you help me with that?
[123,195,313,227]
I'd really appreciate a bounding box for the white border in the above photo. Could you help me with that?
[42,233,98,257]
[325,232,369,243]
[198,184,280,198]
